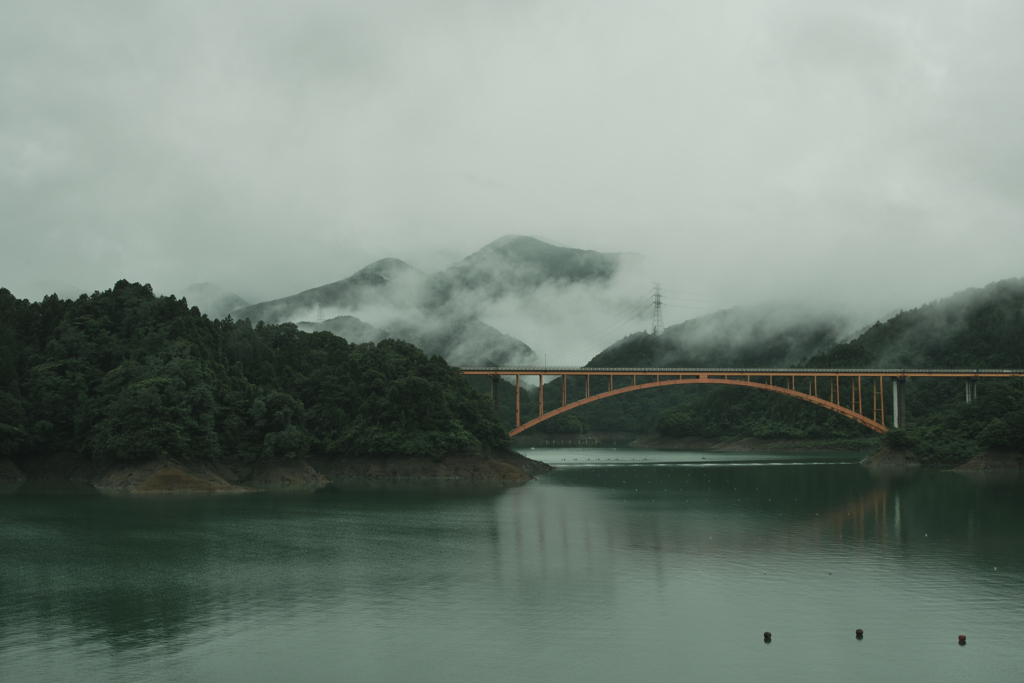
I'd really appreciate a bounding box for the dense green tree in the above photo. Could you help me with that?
[883,428,914,451]
[0,282,509,464]
[88,348,220,461]
[978,419,1013,450]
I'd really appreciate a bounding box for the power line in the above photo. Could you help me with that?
[533,285,721,364]
[661,295,717,304]
[660,286,715,297]
[540,301,651,360]
[539,294,653,355]
[652,283,664,335]
[659,305,716,313]
[541,304,655,363]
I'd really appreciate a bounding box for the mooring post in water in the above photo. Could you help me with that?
[489,374,500,415]
[893,377,907,429]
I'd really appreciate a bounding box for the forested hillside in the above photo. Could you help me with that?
[517,279,1024,464]
[800,278,1024,462]
[589,303,852,368]
[0,282,509,464]
[513,303,859,438]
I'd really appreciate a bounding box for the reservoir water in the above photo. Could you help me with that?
[2,449,1023,682]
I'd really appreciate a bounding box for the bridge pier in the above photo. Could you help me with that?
[490,374,500,415]
[965,378,978,403]
[892,378,907,429]
[460,367,1020,438]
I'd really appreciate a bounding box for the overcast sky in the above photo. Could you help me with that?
[3,0,1023,323]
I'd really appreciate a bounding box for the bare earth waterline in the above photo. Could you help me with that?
[1,449,1022,682]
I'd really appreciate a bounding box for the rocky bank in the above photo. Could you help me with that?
[860,446,921,468]
[954,450,1022,472]
[5,450,551,493]
[0,457,27,483]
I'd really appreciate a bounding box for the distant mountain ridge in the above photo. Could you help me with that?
[804,278,1024,370]
[585,277,1024,373]
[427,235,624,307]
[230,258,421,326]
[563,276,1024,459]
[587,302,856,369]
[227,235,631,366]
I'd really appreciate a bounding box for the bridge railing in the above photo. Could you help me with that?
[461,366,1024,437]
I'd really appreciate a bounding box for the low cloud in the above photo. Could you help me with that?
[2,0,1022,350]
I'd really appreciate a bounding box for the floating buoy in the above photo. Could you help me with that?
[764,631,772,642]
[856,629,863,639]
[959,635,966,645]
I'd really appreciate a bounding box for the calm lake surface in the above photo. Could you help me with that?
[2,449,1023,682]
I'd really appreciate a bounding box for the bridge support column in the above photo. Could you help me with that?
[490,374,500,415]
[515,375,520,427]
[892,378,907,429]
[965,378,978,403]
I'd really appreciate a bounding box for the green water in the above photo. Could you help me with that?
[1,449,1023,682]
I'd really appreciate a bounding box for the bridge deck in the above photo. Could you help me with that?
[460,367,1023,436]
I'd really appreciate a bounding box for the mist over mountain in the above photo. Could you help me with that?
[227,236,636,366]
[805,278,1024,370]
[294,312,535,366]
[232,258,420,326]
[526,276,1024,464]
[427,235,626,308]
[180,283,250,321]
[387,318,534,368]
[297,316,387,345]
[584,278,1024,374]
[587,302,859,369]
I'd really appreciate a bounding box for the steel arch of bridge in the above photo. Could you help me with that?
[460,367,1024,437]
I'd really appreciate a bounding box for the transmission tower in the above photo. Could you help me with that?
[317,303,325,324]
[652,283,664,335]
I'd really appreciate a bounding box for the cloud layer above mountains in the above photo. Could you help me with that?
[3,0,1023,325]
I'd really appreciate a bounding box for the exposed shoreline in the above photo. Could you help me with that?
[7,441,1018,491]
[518,433,1021,470]
[512,432,642,448]
[859,447,1023,471]
[622,434,877,453]
[0,449,554,493]
[860,446,921,468]
[954,450,1022,472]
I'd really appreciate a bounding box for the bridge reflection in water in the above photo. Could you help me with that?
[494,456,902,586]
[462,367,1024,435]
[493,453,1006,589]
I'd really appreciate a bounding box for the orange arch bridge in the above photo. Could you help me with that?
[460,367,1023,437]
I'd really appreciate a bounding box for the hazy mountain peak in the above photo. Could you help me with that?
[440,235,623,300]
[483,234,529,249]
[228,235,624,366]
[180,283,249,320]
[353,258,420,281]
[468,234,612,267]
